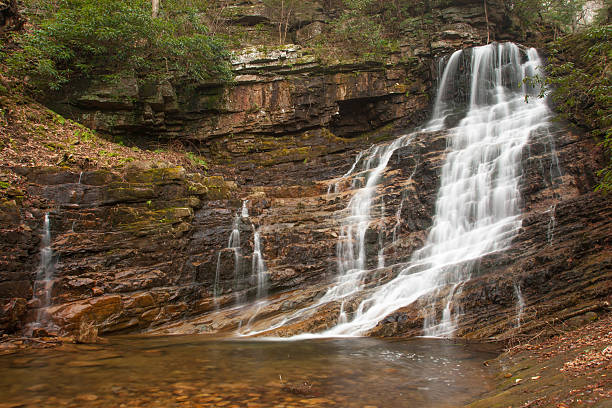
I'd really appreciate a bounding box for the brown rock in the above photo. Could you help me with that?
[0,298,27,332]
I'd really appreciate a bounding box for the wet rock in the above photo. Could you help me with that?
[0,298,27,332]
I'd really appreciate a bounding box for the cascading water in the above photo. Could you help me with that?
[241,200,249,218]
[214,202,247,304]
[323,134,414,305]
[28,213,57,331]
[320,42,551,337]
[514,283,526,328]
[252,230,267,299]
[214,200,270,309]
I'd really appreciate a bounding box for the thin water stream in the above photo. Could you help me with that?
[0,336,497,407]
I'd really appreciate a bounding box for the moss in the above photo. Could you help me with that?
[356,123,396,144]
[259,146,315,167]
[155,207,193,222]
[84,170,119,186]
[105,185,156,203]
[125,167,185,184]
[114,206,194,231]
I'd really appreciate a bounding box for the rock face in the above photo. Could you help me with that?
[50,46,432,158]
[0,165,238,334]
[3,105,607,339]
[145,119,610,338]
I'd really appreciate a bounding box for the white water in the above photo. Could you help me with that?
[547,204,556,245]
[241,200,249,218]
[252,230,268,299]
[214,200,271,307]
[319,43,551,337]
[514,282,526,328]
[320,134,415,307]
[214,202,248,303]
[28,213,57,331]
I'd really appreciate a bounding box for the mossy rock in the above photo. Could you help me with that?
[187,175,235,200]
[125,166,185,184]
[81,170,120,186]
[105,185,156,204]
[154,207,193,222]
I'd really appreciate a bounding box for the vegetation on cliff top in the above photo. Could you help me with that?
[547,24,611,193]
[509,0,594,38]
[2,0,231,93]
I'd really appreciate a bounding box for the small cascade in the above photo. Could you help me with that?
[327,151,366,195]
[77,171,83,184]
[377,200,386,269]
[213,201,248,305]
[547,204,556,245]
[428,49,465,131]
[230,208,245,304]
[241,200,249,218]
[214,200,271,309]
[377,231,385,270]
[514,283,526,328]
[28,213,57,332]
[252,229,268,299]
[321,134,414,306]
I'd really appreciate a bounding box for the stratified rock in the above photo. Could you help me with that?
[0,298,27,332]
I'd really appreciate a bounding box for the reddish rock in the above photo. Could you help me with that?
[0,298,27,332]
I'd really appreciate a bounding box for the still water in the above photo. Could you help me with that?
[0,336,496,407]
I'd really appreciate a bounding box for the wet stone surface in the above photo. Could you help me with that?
[0,336,497,408]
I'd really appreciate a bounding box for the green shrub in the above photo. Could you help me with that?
[546,25,612,192]
[4,0,231,92]
[186,152,208,168]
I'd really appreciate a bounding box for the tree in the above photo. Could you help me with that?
[0,0,24,32]
[5,0,231,92]
[263,0,301,45]
[505,0,588,38]
[152,0,160,18]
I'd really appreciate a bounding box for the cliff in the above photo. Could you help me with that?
[0,0,610,342]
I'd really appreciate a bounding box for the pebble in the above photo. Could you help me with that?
[26,384,48,392]
[75,394,98,401]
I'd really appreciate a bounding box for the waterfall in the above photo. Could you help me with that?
[252,230,268,299]
[28,213,57,332]
[547,204,556,245]
[514,283,526,328]
[214,201,248,304]
[320,134,415,306]
[241,200,249,218]
[319,42,551,337]
[214,200,270,307]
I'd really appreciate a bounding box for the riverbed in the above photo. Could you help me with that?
[0,336,498,407]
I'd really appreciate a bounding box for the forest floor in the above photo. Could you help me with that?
[469,313,612,408]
